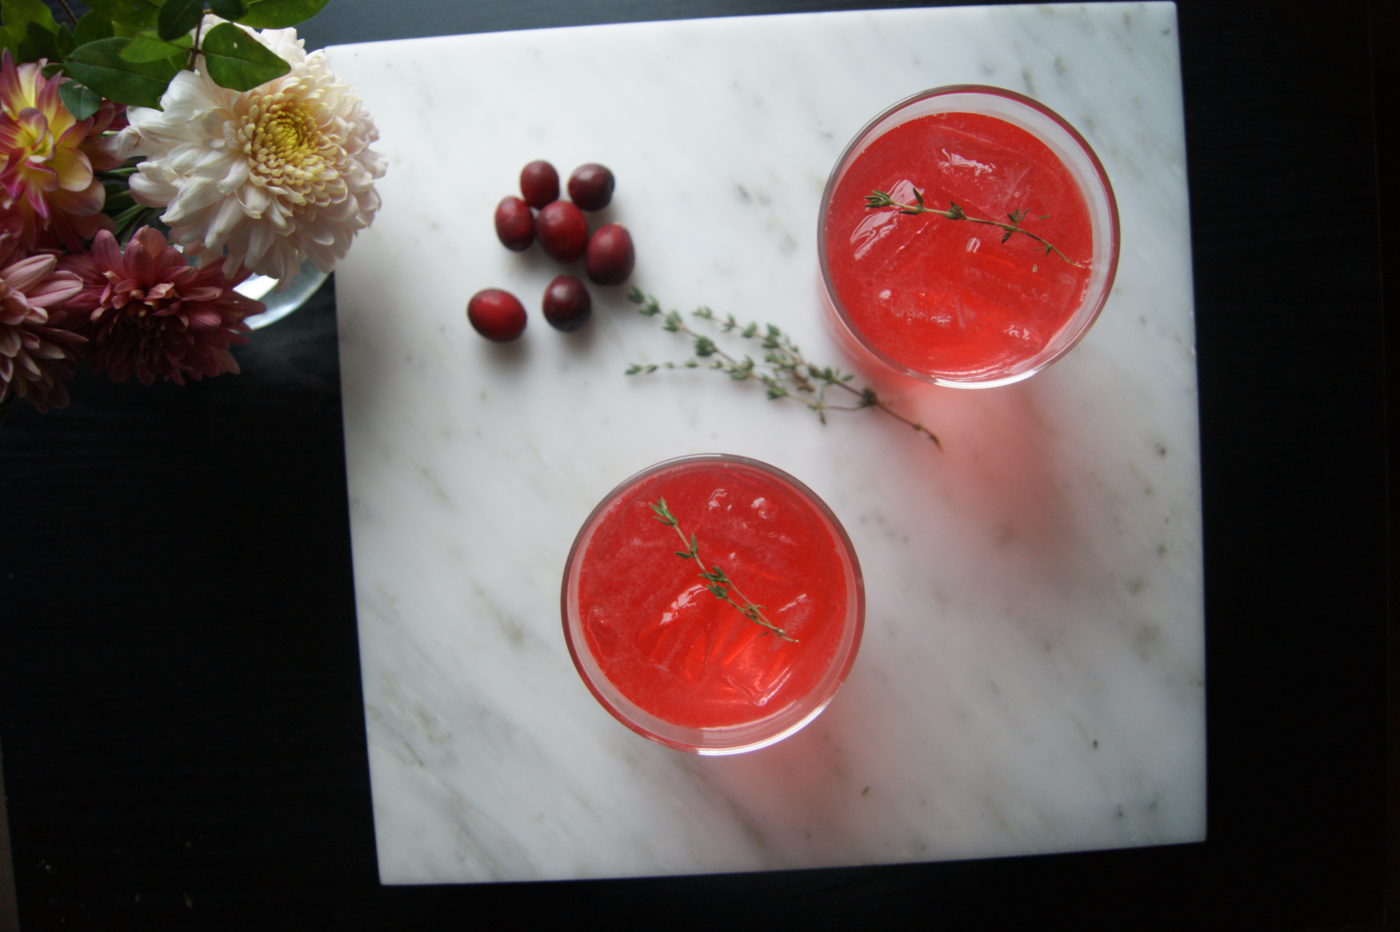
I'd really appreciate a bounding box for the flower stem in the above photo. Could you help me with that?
[649,498,797,642]
[188,17,204,72]
[864,188,1084,268]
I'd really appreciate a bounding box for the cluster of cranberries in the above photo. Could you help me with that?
[468,160,636,342]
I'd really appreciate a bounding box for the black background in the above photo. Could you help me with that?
[2,1,1392,928]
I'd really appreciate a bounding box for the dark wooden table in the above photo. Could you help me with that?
[2,1,1391,927]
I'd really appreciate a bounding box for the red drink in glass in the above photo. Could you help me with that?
[562,454,864,755]
[820,86,1119,388]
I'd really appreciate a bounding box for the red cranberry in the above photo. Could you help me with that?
[494,195,534,251]
[467,288,526,341]
[536,200,589,263]
[541,274,592,331]
[567,163,615,211]
[519,160,559,210]
[584,223,635,285]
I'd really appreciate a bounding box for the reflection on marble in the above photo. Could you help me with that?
[328,2,1203,884]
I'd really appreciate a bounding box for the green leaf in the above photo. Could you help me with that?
[118,32,185,62]
[109,202,159,238]
[1,0,58,34]
[209,0,245,18]
[17,19,58,59]
[86,0,162,29]
[102,186,134,213]
[58,80,102,119]
[200,20,287,91]
[234,0,327,28]
[53,23,74,57]
[157,0,204,40]
[65,37,180,108]
[73,10,116,45]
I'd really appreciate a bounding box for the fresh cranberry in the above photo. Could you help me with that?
[541,274,592,331]
[494,196,534,251]
[519,160,559,209]
[536,200,589,263]
[467,288,527,341]
[567,163,615,211]
[584,223,635,285]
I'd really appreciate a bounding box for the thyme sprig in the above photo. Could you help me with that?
[626,288,939,447]
[649,498,797,642]
[864,188,1083,269]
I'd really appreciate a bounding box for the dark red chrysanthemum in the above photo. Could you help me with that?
[62,226,263,386]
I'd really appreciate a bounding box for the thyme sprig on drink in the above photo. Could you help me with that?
[626,288,939,447]
[649,498,797,642]
[864,188,1083,269]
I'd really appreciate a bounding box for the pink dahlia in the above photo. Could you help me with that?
[0,51,123,250]
[0,234,85,412]
[62,226,263,386]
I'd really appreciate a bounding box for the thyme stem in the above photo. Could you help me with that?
[627,288,940,448]
[864,188,1084,269]
[649,498,797,642]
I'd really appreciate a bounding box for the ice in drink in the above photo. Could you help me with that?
[562,454,864,755]
[820,86,1119,388]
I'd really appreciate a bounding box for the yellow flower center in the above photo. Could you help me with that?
[258,104,316,163]
[16,119,54,160]
[242,93,342,204]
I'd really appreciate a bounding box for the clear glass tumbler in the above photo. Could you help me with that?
[562,454,864,755]
[819,85,1120,388]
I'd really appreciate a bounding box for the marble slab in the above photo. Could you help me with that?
[328,2,1203,885]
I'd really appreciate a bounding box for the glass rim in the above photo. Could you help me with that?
[560,453,865,756]
[818,84,1121,389]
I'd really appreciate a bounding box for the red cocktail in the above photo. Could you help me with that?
[820,86,1119,388]
[562,454,864,755]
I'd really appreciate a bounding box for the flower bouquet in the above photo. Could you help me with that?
[0,0,384,415]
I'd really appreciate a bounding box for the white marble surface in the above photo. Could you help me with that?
[328,3,1203,884]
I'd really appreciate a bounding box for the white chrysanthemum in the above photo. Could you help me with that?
[125,21,385,283]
